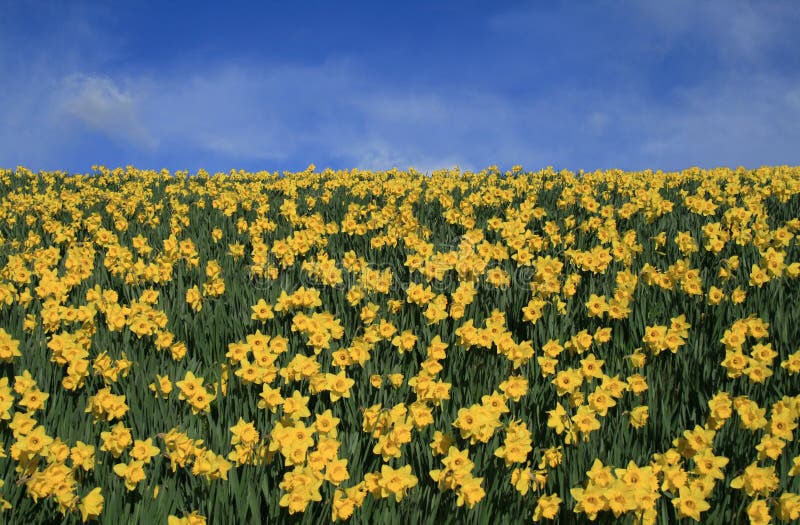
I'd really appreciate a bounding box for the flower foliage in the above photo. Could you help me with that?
[0,164,798,523]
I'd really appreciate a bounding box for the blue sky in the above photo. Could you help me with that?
[1,0,799,173]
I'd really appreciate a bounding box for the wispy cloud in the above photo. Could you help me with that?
[58,74,156,149]
[631,0,800,63]
[0,64,66,169]
[635,74,800,168]
[483,1,800,170]
[4,57,798,173]
[87,61,550,171]
[490,1,800,65]
[138,61,358,163]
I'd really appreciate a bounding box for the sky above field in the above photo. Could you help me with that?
[1,0,799,174]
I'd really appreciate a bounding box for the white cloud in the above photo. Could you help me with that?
[131,61,359,162]
[58,74,156,149]
[3,56,798,173]
[344,138,470,174]
[0,64,69,169]
[117,61,549,171]
[585,112,610,135]
[632,74,800,169]
[0,3,128,170]
[36,61,798,172]
[631,0,800,62]
[787,89,800,112]
[489,1,799,66]
[482,1,800,170]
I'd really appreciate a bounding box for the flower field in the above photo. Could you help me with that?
[1,164,800,524]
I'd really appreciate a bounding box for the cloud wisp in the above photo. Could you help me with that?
[1,58,796,173]
[58,74,157,150]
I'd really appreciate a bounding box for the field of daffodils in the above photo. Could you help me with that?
[0,165,799,524]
